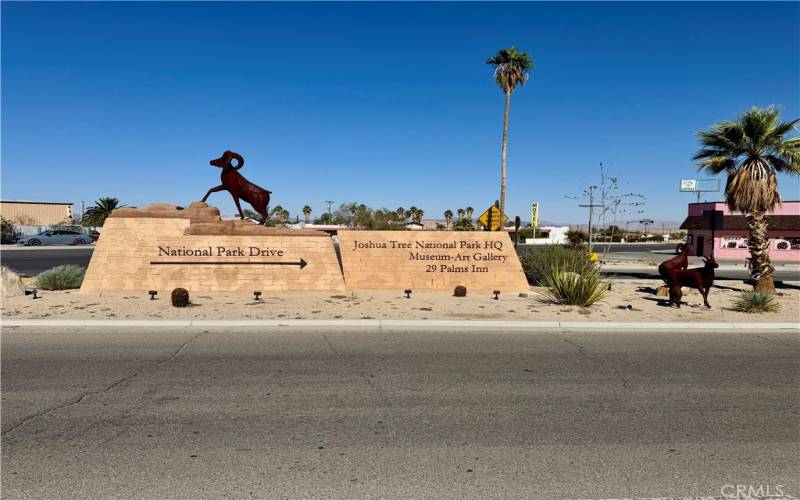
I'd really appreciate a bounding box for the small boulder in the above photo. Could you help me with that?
[171,287,190,307]
[1,266,26,297]
[454,285,467,297]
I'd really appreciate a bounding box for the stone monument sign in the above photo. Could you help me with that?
[337,231,529,292]
[80,202,345,293]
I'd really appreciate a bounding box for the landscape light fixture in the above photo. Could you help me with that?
[492,290,500,300]
[404,289,412,299]
[253,291,262,301]
[148,290,158,300]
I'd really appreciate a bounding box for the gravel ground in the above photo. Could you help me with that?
[2,281,797,323]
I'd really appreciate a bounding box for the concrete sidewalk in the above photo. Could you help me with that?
[2,319,798,331]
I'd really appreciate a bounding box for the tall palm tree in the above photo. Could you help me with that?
[396,207,406,221]
[81,197,125,227]
[465,206,474,222]
[486,47,534,217]
[444,209,453,229]
[408,206,419,224]
[415,209,424,225]
[302,205,312,224]
[457,208,465,220]
[694,106,799,291]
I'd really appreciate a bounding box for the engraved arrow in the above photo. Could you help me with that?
[150,258,308,268]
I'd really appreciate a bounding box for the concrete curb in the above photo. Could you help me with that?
[1,319,798,332]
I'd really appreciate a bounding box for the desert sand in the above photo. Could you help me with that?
[2,280,798,323]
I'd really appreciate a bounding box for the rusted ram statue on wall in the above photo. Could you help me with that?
[201,150,271,224]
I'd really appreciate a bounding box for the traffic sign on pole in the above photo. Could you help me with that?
[478,205,509,231]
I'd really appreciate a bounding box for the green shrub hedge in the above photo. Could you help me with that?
[518,245,594,285]
[35,265,86,290]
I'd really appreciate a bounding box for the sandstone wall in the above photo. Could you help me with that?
[338,231,529,292]
[80,203,345,293]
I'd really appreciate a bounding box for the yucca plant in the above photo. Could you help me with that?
[732,290,781,313]
[541,266,606,307]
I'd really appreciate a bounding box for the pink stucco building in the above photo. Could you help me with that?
[680,201,800,262]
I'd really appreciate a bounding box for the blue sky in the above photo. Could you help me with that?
[2,1,798,225]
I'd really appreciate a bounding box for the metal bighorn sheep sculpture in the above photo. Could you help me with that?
[202,150,272,224]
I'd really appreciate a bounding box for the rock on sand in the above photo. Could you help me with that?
[1,266,27,297]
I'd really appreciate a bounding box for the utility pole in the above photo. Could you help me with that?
[324,200,334,222]
[80,201,85,225]
[578,185,601,254]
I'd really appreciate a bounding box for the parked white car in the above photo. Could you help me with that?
[16,229,93,246]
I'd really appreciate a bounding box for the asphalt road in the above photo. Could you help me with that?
[0,247,94,275]
[602,266,800,282]
[2,327,798,499]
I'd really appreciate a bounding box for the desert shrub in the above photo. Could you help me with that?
[171,287,190,307]
[1,218,16,244]
[732,291,780,313]
[518,245,594,285]
[565,229,588,248]
[541,266,606,307]
[452,218,474,231]
[35,265,85,290]
[518,228,534,240]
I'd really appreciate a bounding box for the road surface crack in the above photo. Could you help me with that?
[323,334,340,355]
[1,330,206,436]
[558,336,630,388]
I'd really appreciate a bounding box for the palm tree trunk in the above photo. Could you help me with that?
[499,90,511,219]
[746,211,775,291]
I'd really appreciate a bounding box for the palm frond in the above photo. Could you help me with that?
[694,106,798,213]
[487,46,534,93]
[697,156,735,174]
[725,160,780,213]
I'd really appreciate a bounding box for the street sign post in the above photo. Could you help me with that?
[530,202,539,239]
[639,218,655,239]
[680,179,720,203]
[478,205,509,231]
[703,209,724,258]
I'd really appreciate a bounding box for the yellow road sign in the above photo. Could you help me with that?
[478,205,509,231]
[530,202,539,227]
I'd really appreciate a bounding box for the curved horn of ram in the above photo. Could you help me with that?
[230,151,244,168]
